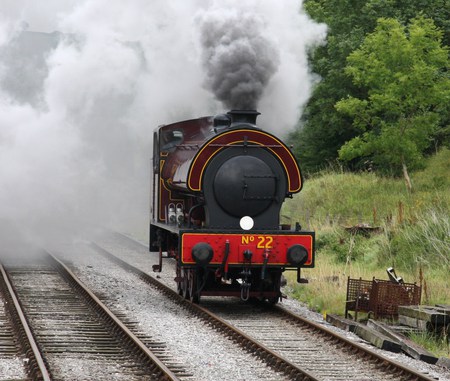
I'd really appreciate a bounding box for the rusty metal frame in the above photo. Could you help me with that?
[345,277,421,320]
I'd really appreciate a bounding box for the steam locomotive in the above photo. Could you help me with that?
[150,110,314,303]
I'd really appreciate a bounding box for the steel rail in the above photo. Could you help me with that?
[0,262,51,381]
[46,252,180,381]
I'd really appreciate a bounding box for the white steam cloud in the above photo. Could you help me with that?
[0,1,326,248]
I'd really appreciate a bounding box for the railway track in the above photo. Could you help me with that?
[0,254,185,381]
[57,244,291,381]
[203,300,441,381]
[0,266,28,380]
[89,237,440,381]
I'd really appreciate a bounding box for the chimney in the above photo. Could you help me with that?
[227,110,260,126]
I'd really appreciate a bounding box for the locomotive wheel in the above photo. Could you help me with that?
[188,269,200,304]
[176,266,182,295]
[267,272,282,304]
[182,268,190,299]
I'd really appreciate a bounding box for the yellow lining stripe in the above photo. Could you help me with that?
[188,129,301,192]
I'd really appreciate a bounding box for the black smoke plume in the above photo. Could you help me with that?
[199,10,279,110]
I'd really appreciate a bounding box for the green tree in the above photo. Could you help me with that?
[291,0,373,171]
[293,0,450,173]
[336,17,450,191]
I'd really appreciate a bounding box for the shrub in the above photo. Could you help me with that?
[385,208,450,272]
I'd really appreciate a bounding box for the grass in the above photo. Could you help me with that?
[408,330,449,359]
[283,148,450,357]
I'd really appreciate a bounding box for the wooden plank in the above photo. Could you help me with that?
[325,314,359,333]
[398,314,429,330]
[398,305,450,325]
[367,320,438,364]
[437,357,450,369]
[389,325,422,335]
[434,304,450,315]
[354,324,402,353]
